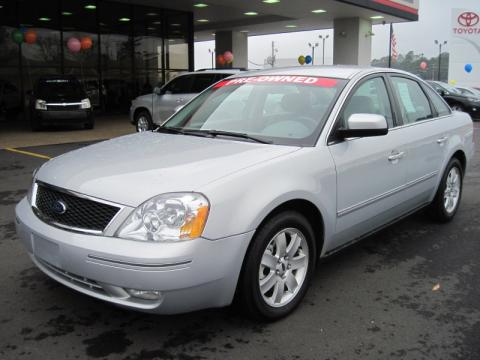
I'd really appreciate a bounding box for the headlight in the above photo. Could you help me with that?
[27,167,39,204]
[116,193,209,242]
[35,99,47,110]
[80,98,91,109]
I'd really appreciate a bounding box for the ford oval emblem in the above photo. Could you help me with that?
[51,200,67,215]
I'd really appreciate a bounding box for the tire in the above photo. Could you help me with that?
[84,118,95,130]
[429,158,463,222]
[31,116,42,131]
[135,110,153,132]
[451,103,465,112]
[238,211,317,321]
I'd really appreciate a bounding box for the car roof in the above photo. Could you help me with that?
[182,69,244,76]
[224,65,416,80]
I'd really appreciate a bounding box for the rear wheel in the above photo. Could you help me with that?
[238,211,316,320]
[135,110,153,132]
[429,158,463,222]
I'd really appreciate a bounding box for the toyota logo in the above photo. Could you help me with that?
[458,12,479,27]
[51,200,67,215]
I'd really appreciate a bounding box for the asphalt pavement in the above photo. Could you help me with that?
[0,128,479,360]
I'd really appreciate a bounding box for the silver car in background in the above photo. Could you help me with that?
[16,67,475,320]
[130,69,242,132]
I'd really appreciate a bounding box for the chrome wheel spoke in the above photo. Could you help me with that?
[289,253,307,270]
[272,278,285,304]
[285,272,298,292]
[286,233,301,258]
[275,232,287,257]
[261,253,277,269]
[260,271,277,294]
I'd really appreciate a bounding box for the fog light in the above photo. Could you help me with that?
[126,289,162,300]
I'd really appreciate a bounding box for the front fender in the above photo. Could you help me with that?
[199,147,337,253]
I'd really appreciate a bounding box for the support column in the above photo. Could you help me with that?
[215,30,248,69]
[333,18,372,66]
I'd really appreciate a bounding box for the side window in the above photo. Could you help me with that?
[424,85,451,117]
[191,74,218,93]
[163,75,193,94]
[391,77,433,124]
[342,77,393,128]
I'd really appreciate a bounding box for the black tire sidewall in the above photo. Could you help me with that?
[135,111,153,132]
[241,211,317,320]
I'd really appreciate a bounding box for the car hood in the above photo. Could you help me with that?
[36,132,300,207]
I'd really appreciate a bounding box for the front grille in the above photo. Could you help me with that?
[37,258,105,294]
[47,104,81,111]
[34,183,120,233]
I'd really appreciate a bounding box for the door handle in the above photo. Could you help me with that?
[437,136,448,145]
[388,151,405,162]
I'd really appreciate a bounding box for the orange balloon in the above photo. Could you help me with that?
[24,30,37,44]
[80,36,93,50]
[217,54,226,66]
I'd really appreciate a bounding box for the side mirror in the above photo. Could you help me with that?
[153,86,163,95]
[336,113,388,139]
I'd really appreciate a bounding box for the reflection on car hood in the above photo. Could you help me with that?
[37,132,299,207]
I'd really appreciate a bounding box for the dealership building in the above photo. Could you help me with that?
[0,0,418,115]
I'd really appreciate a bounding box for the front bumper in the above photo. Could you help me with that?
[34,109,93,123]
[15,197,252,314]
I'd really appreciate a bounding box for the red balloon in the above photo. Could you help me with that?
[223,51,234,64]
[217,54,226,66]
[24,30,37,44]
[80,36,93,50]
[420,61,428,70]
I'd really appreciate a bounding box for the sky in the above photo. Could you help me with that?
[194,0,479,69]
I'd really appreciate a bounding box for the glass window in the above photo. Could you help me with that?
[191,74,218,93]
[342,77,393,128]
[99,1,132,70]
[135,70,163,96]
[18,0,61,67]
[0,1,19,67]
[134,7,163,71]
[165,11,189,70]
[163,75,193,94]
[391,77,433,124]
[424,85,451,117]
[163,76,347,146]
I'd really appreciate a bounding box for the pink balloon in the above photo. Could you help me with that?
[67,37,81,53]
[223,51,234,64]
[420,61,428,70]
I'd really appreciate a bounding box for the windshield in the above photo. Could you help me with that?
[162,75,347,146]
[37,79,85,99]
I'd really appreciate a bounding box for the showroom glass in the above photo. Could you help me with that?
[424,85,451,117]
[342,77,393,128]
[391,77,433,124]
[165,11,189,71]
[163,77,347,146]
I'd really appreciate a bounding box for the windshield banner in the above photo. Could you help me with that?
[214,76,338,88]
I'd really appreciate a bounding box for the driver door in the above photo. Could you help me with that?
[327,76,409,250]
[154,75,194,123]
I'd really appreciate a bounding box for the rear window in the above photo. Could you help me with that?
[37,79,85,98]
[163,75,347,146]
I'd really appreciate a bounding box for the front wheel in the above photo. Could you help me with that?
[135,111,153,132]
[238,211,316,320]
[429,158,463,222]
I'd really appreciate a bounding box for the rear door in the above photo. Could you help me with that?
[328,75,409,248]
[387,75,451,206]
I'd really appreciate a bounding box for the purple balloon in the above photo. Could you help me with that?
[67,37,81,53]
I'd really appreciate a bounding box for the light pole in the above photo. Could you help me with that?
[434,40,447,81]
[319,34,329,65]
[208,48,215,69]
[307,42,319,65]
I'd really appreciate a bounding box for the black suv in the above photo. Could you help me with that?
[427,81,480,120]
[30,75,94,131]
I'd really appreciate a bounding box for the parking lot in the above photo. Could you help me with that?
[0,124,479,360]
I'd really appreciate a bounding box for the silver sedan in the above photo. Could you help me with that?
[16,66,475,320]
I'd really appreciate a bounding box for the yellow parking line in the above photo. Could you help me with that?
[4,147,52,160]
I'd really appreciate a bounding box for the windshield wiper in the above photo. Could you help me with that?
[182,129,272,144]
[155,126,185,134]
